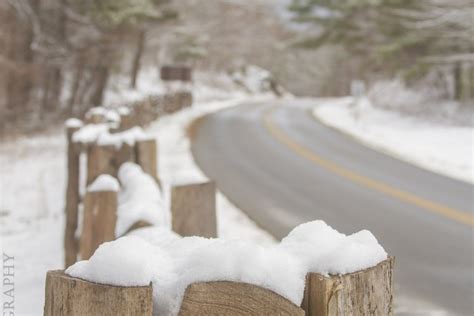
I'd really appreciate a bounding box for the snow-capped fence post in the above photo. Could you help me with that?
[179,281,305,316]
[43,270,153,316]
[135,138,158,180]
[301,257,394,316]
[86,144,116,185]
[171,181,217,238]
[64,122,82,268]
[79,189,118,260]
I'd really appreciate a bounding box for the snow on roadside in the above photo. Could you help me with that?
[313,97,473,184]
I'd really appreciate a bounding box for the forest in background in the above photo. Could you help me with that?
[1,0,473,134]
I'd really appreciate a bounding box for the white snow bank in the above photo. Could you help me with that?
[314,97,474,184]
[116,163,168,236]
[87,175,120,192]
[279,220,387,275]
[65,118,84,128]
[97,126,149,149]
[66,220,386,316]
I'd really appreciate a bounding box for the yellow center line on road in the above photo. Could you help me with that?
[262,106,474,227]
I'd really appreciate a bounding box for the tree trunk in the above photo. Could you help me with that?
[130,30,146,89]
[454,62,462,100]
[90,65,110,107]
[5,2,37,122]
[68,57,85,114]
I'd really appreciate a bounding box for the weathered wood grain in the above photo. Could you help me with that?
[86,144,116,185]
[301,257,394,316]
[179,281,305,316]
[79,190,117,260]
[171,181,217,238]
[136,138,158,180]
[43,270,153,316]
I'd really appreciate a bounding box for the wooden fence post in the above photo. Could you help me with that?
[179,281,304,316]
[79,190,118,260]
[301,257,394,316]
[171,181,217,238]
[114,142,136,170]
[64,125,82,268]
[85,112,106,125]
[119,112,134,131]
[86,144,116,185]
[135,138,158,180]
[44,270,153,316]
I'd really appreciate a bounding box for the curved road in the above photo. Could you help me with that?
[191,100,474,315]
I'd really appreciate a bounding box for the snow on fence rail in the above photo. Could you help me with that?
[46,222,393,316]
[53,93,394,316]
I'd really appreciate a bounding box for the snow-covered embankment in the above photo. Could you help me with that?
[313,97,473,184]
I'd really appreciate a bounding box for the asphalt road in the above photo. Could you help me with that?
[190,100,474,315]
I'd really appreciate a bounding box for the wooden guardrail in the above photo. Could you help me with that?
[53,91,394,316]
[45,257,393,316]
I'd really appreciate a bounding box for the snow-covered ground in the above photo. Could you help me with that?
[0,73,275,315]
[313,97,473,184]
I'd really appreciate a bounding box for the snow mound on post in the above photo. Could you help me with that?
[66,236,174,287]
[97,127,148,149]
[65,118,84,128]
[279,220,387,275]
[116,163,167,236]
[163,239,306,312]
[87,175,120,192]
[72,124,109,144]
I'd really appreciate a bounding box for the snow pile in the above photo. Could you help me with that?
[64,118,84,129]
[231,65,272,94]
[66,236,173,287]
[72,124,109,144]
[66,220,386,316]
[116,163,168,236]
[97,126,149,149]
[87,175,120,192]
[85,107,121,123]
[367,79,472,126]
[314,97,473,183]
[279,221,387,275]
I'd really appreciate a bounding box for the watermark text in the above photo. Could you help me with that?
[3,253,14,316]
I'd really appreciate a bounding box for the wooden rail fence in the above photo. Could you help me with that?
[51,91,394,316]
